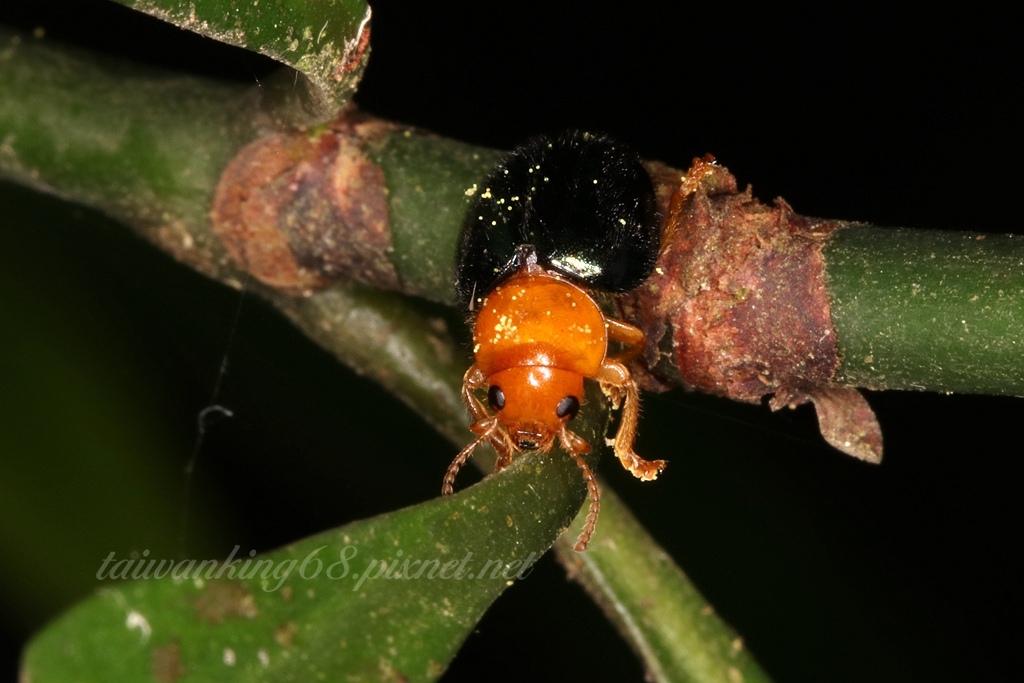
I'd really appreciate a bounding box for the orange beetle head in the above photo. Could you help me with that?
[486,366,584,451]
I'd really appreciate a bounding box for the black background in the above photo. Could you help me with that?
[1,3,1021,681]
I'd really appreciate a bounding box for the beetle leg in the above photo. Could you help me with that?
[493,447,516,472]
[490,430,517,465]
[595,360,667,481]
[604,317,645,364]
[462,364,491,422]
[462,364,516,466]
[560,431,600,552]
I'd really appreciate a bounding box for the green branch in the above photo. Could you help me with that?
[0,27,258,277]
[826,226,1024,394]
[556,491,769,683]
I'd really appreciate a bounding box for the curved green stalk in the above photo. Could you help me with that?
[555,489,770,683]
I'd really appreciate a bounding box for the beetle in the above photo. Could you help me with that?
[443,131,667,551]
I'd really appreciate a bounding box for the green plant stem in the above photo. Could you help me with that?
[6,28,1021,399]
[366,133,503,303]
[556,489,769,683]
[0,27,260,278]
[270,284,469,443]
[825,226,1024,394]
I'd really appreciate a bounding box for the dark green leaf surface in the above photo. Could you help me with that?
[111,0,371,121]
[22,448,587,682]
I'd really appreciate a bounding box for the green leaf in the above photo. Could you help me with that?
[111,0,372,123]
[22,447,588,682]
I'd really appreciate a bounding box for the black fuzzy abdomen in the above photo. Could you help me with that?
[455,131,661,311]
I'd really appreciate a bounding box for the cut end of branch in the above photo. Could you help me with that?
[624,156,884,461]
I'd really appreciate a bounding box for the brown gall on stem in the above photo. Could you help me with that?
[622,157,883,463]
[210,112,401,295]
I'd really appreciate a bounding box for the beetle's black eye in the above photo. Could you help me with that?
[488,385,506,411]
[556,395,580,420]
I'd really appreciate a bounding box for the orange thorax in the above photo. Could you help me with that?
[473,270,608,377]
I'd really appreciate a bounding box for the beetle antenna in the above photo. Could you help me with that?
[568,451,601,552]
[442,426,493,495]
